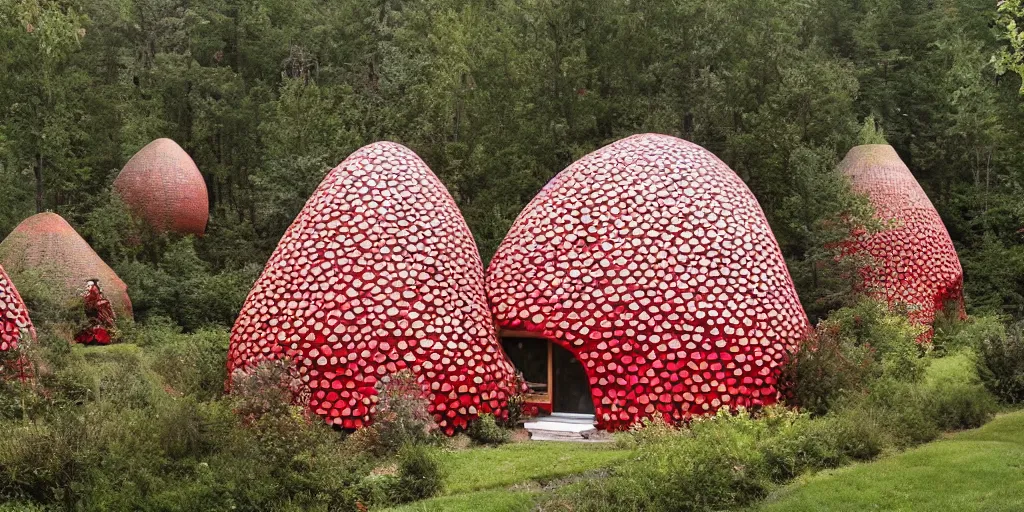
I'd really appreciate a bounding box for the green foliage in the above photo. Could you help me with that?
[80,191,145,264]
[115,238,258,331]
[0,320,396,511]
[550,343,998,512]
[781,145,879,322]
[996,0,1024,93]
[782,300,925,416]
[347,370,440,457]
[142,325,230,400]
[759,410,1024,511]
[395,444,443,504]
[466,413,512,446]
[976,321,1024,404]
[500,390,525,428]
[856,115,889,145]
[9,268,83,327]
[932,314,1006,355]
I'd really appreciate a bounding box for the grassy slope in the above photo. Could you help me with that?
[381,442,631,511]
[758,409,1024,512]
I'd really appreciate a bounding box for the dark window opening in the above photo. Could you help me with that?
[501,337,548,395]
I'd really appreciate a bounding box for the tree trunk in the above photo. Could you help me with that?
[34,153,44,213]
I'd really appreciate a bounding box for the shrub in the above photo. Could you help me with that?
[932,314,1005,356]
[820,407,886,461]
[146,327,229,400]
[549,319,1001,512]
[924,351,997,430]
[352,444,442,508]
[10,268,83,327]
[467,413,512,445]
[782,322,877,416]
[80,344,165,410]
[501,388,525,428]
[0,418,95,506]
[926,381,997,430]
[115,239,259,330]
[783,299,925,416]
[849,378,939,449]
[228,359,303,424]
[348,370,439,457]
[976,322,1024,404]
[622,415,680,447]
[555,409,775,512]
[395,444,442,503]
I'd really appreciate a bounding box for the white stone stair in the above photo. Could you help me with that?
[525,413,607,442]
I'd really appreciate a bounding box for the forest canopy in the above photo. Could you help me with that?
[2,0,1024,327]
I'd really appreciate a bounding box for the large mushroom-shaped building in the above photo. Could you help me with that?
[228,141,518,434]
[0,264,35,379]
[839,144,965,339]
[114,138,209,236]
[487,133,810,431]
[0,213,132,319]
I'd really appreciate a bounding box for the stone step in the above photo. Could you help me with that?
[524,418,609,442]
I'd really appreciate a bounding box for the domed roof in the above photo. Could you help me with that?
[229,141,518,434]
[0,213,132,319]
[114,138,209,235]
[839,144,964,339]
[487,133,810,430]
[0,263,34,351]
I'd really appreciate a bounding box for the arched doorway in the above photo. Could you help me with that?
[552,343,595,414]
[500,330,594,416]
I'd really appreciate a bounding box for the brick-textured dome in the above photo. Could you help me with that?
[840,144,965,340]
[0,213,132,319]
[0,264,35,377]
[114,138,209,236]
[229,141,518,434]
[487,133,810,431]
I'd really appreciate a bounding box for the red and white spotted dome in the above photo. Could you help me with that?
[228,141,518,434]
[0,264,35,378]
[487,133,810,431]
[839,144,965,340]
[114,138,209,236]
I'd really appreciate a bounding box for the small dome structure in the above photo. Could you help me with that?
[839,144,965,340]
[114,138,209,235]
[0,213,132,319]
[229,141,518,434]
[487,134,810,431]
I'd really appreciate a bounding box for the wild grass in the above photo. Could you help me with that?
[757,410,1024,511]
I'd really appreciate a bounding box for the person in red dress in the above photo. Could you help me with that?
[74,279,116,345]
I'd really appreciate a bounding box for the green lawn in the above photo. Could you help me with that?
[383,490,538,512]
[380,441,631,511]
[758,410,1024,511]
[438,441,630,495]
